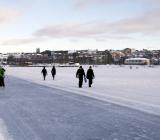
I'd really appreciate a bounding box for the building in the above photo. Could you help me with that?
[124,58,150,65]
[52,51,68,64]
[36,48,40,53]
[0,54,8,65]
[111,51,125,64]
[123,48,135,57]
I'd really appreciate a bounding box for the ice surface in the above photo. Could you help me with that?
[1,76,160,140]
[5,65,160,116]
[0,119,13,140]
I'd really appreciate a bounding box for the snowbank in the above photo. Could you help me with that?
[0,119,13,140]
[5,65,160,116]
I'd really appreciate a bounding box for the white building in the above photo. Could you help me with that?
[0,54,8,64]
[124,58,150,65]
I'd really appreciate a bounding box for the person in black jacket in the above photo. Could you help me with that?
[41,66,47,80]
[0,66,5,87]
[76,66,85,88]
[51,66,56,80]
[86,66,95,87]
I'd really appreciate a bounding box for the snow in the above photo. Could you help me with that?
[5,65,160,116]
[1,70,160,140]
[126,58,149,60]
[0,119,13,140]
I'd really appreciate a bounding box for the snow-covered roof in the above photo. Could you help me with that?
[126,58,150,61]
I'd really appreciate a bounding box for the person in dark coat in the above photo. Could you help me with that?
[86,66,95,87]
[41,66,47,80]
[0,66,5,87]
[51,66,56,80]
[76,66,85,88]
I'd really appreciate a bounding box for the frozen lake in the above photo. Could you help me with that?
[0,76,160,140]
[5,65,160,116]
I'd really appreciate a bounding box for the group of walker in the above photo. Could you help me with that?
[41,66,56,80]
[76,66,95,88]
[41,65,95,88]
[0,65,94,88]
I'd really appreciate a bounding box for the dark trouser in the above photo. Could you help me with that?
[43,74,46,80]
[79,78,83,88]
[0,77,5,87]
[52,74,55,80]
[88,78,93,87]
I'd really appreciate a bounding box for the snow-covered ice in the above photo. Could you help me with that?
[0,76,160,140]
[5,65,160,116]
[0,119,12,140]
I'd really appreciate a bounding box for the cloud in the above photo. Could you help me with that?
[0,8,19,24]
[34,22,104,38]
[1,37,43,46]
[33,9,160,40]
[109,9,160,35]
[2,7,160,46]
[74,0,111,8]
[74,0,160,8]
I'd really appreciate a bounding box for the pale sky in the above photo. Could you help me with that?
[0,0,160,53]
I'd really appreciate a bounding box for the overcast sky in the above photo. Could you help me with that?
[0,0,160,53]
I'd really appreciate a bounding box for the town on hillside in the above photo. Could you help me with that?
[0,48,160,66]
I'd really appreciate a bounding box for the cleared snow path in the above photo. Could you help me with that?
[6,66,160,116]
[0,76,160,140]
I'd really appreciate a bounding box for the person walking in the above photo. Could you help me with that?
[41,66,47,80]
[0,66,5,87]
[76,66,85,88]
[51,66,56,80]
[86,66,95,87]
